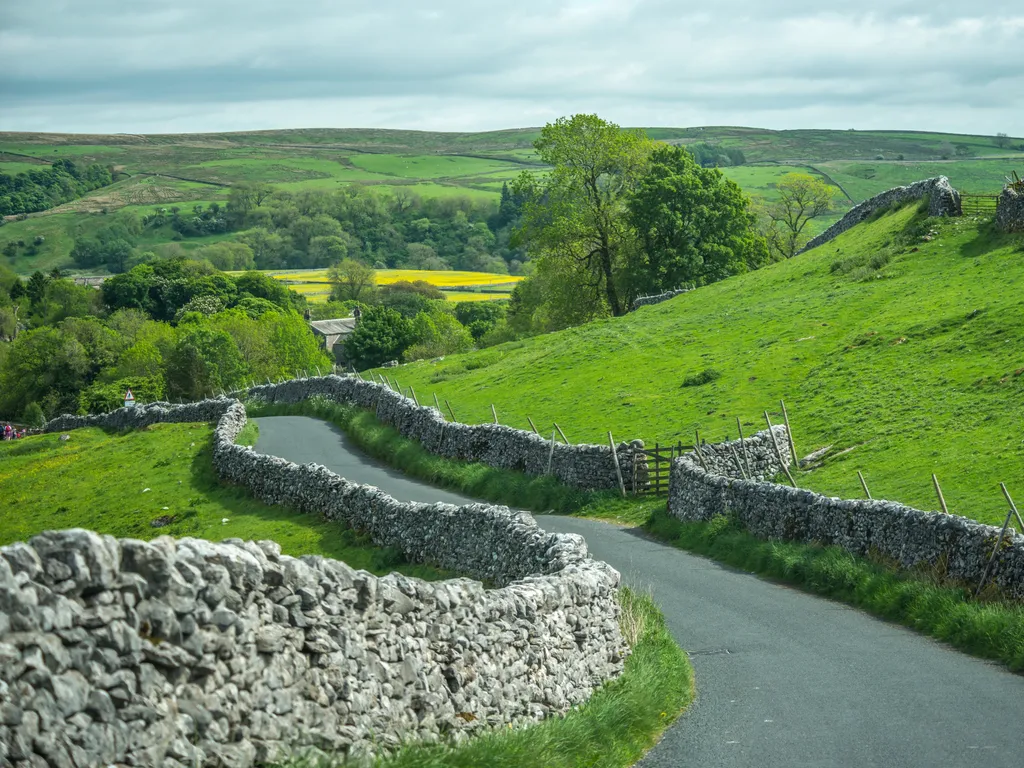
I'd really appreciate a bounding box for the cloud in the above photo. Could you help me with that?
[0,0,1021,134]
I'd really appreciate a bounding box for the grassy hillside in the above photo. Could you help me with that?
[0,422,447,580]
[3,126,1021,275]
[379,204,1024,527]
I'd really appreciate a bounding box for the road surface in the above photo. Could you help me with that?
[255,416,1024,768]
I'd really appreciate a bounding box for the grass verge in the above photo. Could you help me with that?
[274,587,693,768]
[643,507,1024,672]
[0,423,448,581]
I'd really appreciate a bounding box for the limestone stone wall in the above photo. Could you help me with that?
[630,287,691,311]
[995,185,1024,233]
[668,428,1024,600]
[800,177,962,254]
[240,375,648,493]
[5,399,627,767]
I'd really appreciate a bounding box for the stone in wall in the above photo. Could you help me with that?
[995,185,1024,233]
[800,176,962,254]
[668,427,1024,600]
[20,396,628,767]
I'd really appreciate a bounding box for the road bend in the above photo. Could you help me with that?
[254,415,1024,768]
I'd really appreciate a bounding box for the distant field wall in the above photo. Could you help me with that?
[668,428,1024,600]
[800,176,962,254]
[11,396,626,766]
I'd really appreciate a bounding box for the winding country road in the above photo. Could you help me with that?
[254,416,1024,768]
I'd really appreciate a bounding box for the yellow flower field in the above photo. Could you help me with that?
[256,268,520,303]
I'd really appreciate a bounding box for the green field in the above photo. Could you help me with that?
[0,422,447,580]
[2,126,1021,275]
[377,203,1024,527]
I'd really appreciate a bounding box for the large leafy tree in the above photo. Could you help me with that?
[343,306,415,370]
[626,145,769,295]
[514,114,652,318]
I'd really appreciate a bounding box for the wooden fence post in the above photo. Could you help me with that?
[976,483,1019,597]
[527,416,539,434]
[554,423,569,444]
[780,399,798,468]
[608,432,626,498]
[858,471,872,499]
[433,393,443,417]
[1002,482,1024,532]
[736,417,754,478]
[409,387,419,406]
[932,474,950,515]
[764,411,797,487]
[445,399,457,423]
[693,429,709,471]
[547,431,557,475]
[491,404,498,424]
[728,442,748,480]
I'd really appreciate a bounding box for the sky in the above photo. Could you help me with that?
[1,0,1022,136]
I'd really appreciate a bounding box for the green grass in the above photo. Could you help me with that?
[274,587,693,768]
[643,507,1024,671]
[818,158,1019,201]
[0,423,448,580]
[381,203,1024,527]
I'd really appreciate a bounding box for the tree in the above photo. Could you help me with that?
[343,306,415,370]
[760,173,837,259]
[328,258,377,303]
[164,325,246,400]
[626,145,768,294]
[994,132,1011,149]
[513,115,652,318]
[405,311,473,361]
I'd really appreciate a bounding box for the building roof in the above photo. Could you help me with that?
[309,318,357,337]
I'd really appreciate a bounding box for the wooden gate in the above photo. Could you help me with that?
[961,194,999,215]
[636,442,691,496]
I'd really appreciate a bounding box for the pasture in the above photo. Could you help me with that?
[1,126,1021,275]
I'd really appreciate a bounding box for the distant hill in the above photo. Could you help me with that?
[1,126,1022,274]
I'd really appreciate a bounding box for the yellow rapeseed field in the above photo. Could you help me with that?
[259,268,520,303]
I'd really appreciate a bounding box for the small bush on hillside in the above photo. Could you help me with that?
[680,368,721,387]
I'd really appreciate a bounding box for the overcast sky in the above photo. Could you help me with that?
[1,1,1022,135]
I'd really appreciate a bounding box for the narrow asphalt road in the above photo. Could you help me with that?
[255,416,1024,768]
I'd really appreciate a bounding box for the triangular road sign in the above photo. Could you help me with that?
[124,388,135,407]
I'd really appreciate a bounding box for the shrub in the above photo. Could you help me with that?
[680,368,721,387]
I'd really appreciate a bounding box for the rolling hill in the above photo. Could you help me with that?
[2,126,1022,275]
[377,203,1024,527]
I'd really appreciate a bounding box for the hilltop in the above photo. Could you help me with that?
[381,203,1024,527]
[2,126,1021,274]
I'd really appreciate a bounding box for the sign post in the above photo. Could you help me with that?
[124,388,135,409]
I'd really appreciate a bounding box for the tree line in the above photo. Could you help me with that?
[0,260,331,421]
[0,256,512,419]
[68,184,529,276]
[0,159,114,217]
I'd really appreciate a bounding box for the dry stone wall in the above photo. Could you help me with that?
[3,399,627,767]
[241,375,648,493]
[630,287,691,311]
[669,428,1024,600]
[995,185,1024,233]
[799,176,962,254]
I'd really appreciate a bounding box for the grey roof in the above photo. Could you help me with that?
[309,318,357,336]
